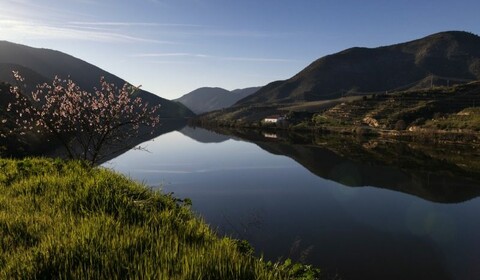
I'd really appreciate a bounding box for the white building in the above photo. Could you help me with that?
[263,115,285,123]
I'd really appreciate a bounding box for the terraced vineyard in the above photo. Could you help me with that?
[316,81,480,132]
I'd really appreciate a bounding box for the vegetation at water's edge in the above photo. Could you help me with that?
[0,158,320,279]
[192,82,480,143]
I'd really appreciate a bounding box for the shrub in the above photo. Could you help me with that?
[394,120,407,131]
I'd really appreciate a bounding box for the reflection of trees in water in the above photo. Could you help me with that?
[267,135,480,203]
[205,127,480,203]
[179,126,459,279]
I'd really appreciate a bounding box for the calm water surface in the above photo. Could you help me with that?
[105,127,480,280]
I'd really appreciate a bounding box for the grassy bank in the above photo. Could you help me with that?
[0,158,320,279]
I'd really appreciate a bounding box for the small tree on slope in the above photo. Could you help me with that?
[2,71,160,165]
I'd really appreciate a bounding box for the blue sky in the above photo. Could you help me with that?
[1,0,480,99]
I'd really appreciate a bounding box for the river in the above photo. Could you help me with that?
[104,126,480,280]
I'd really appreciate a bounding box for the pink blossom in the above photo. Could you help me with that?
[5,71,161,165]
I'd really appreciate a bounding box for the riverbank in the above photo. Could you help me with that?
[0,158,320,279]
[191,118,480,146]
[192,82,480,145]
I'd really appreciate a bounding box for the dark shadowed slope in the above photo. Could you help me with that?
[238,31,480,105]
[0,41,194,118]
[175,86,260,114]
[0,63,49,94]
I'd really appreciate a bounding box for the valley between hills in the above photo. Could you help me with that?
[179,31,480,145]
[2,31,480,151]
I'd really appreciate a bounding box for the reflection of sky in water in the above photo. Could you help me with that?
[105,131,299,187]
[108,131,290,167]
[105,130,480,280]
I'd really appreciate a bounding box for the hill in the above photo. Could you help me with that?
[0,63,50,94]
[175,86,260,114]
[238,31,480,105]
[0,41,194,118]
[313,81,480,134]
[194,81,480,146]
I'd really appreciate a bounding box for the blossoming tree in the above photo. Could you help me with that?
[3,71,160,165]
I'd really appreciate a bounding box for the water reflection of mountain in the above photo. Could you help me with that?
[203,128,480,203]
[257,141,480,203]
[179,126,231,143]
[178,129,453,279]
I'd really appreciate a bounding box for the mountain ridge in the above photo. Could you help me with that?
[237,31,480,106]
[175,86,260,114]
[0,41,194,118]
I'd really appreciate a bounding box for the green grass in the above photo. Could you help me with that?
[0,158,320,279]
[312,115,344,127]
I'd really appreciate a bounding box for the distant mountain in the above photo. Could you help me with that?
[175,86,260,114]
[0,41,194,118]
[238,31,480,105]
